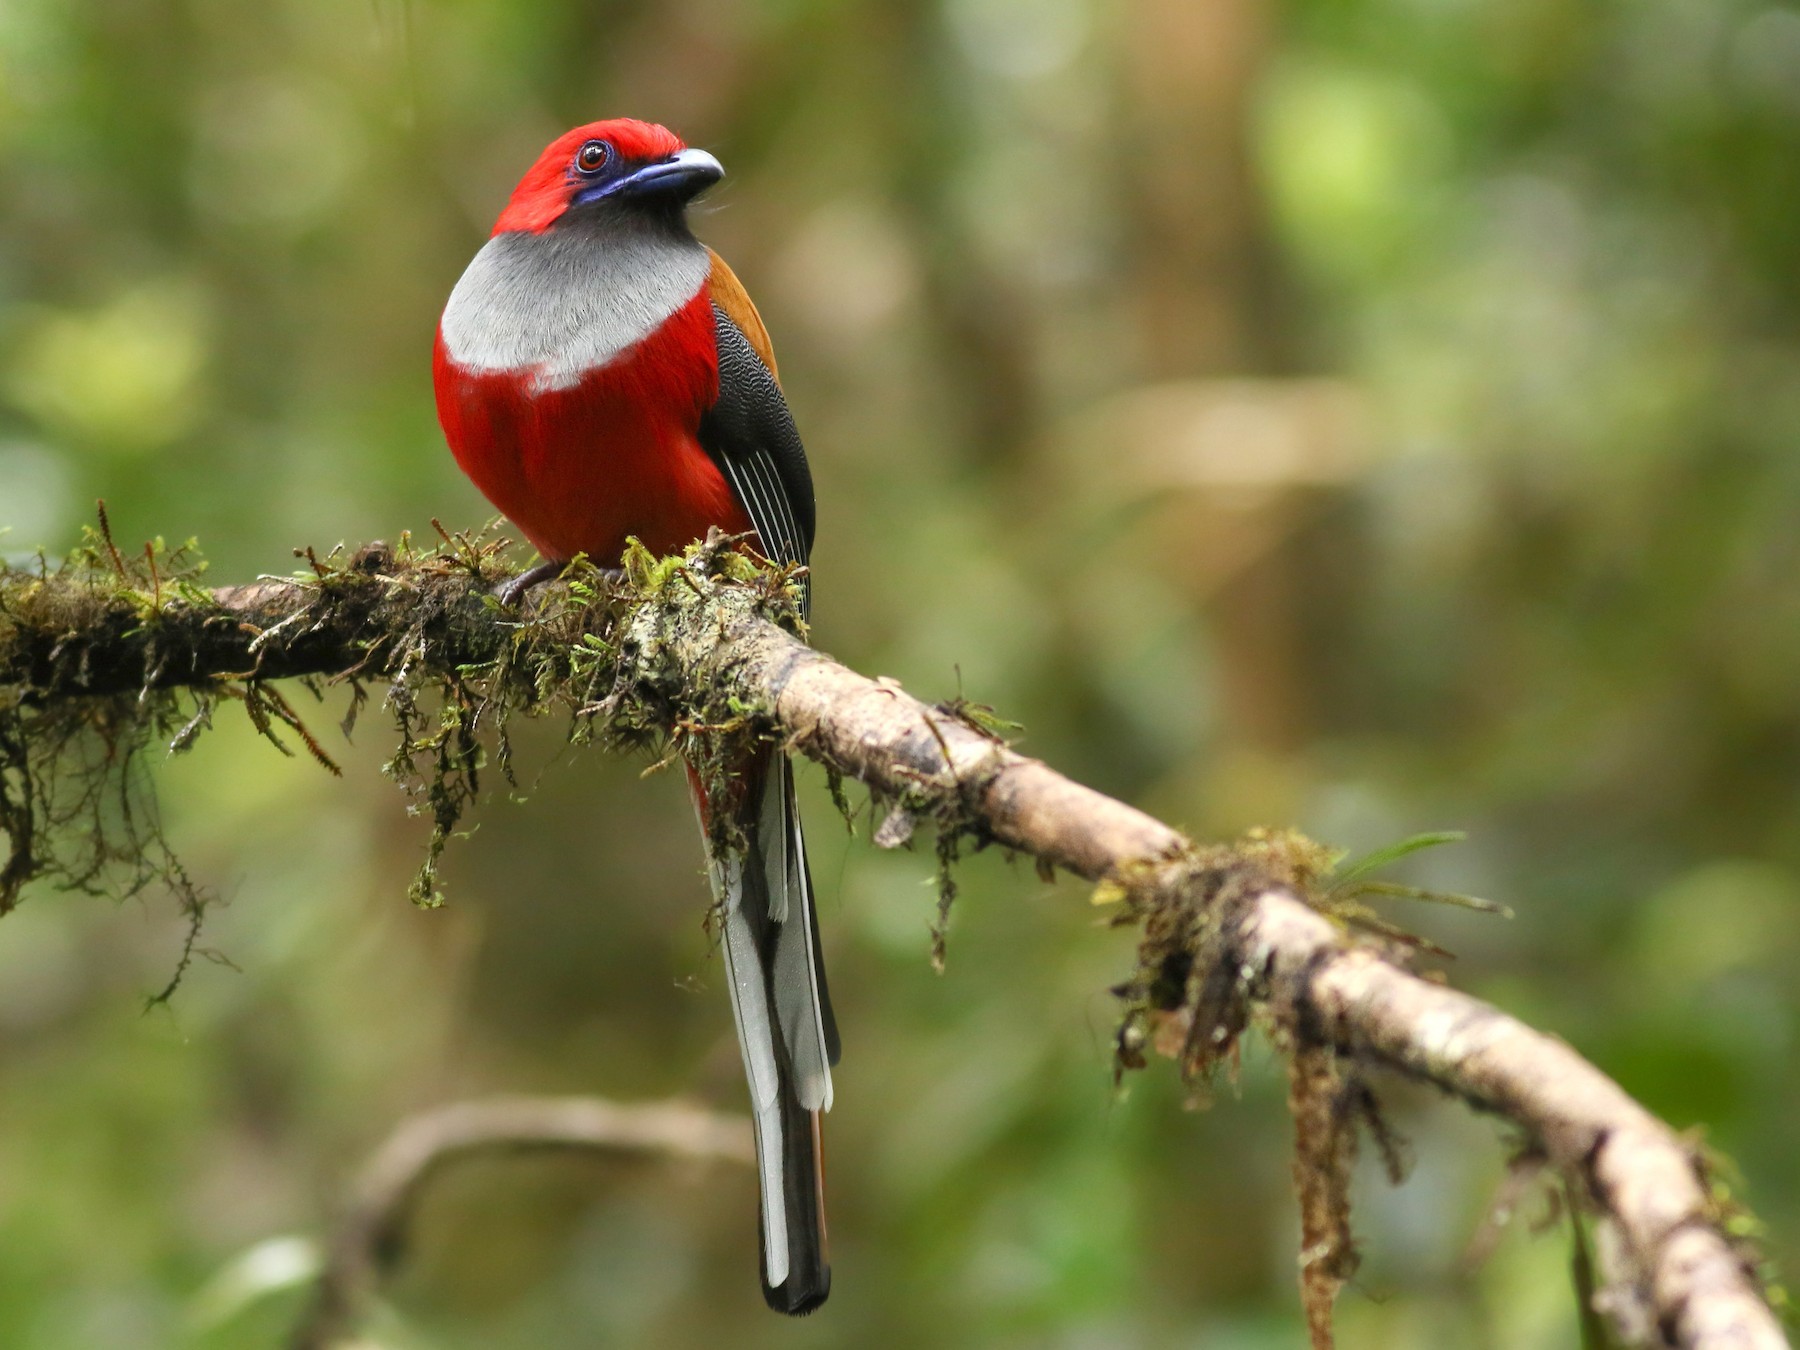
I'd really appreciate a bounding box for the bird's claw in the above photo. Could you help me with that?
[495,559,565,608]
[495,561,629,608]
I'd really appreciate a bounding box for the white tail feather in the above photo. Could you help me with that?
[715,852,790,1286]
[697,757,834,1292]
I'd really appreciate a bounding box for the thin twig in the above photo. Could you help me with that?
[291,1096,752,1349]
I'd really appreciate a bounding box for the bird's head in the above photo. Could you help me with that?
[491,119,724,236]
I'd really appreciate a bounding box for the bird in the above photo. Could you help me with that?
[432,119,839,1315]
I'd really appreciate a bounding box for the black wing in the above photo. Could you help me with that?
[700,303,815,616]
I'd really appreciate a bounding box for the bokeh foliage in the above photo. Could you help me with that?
[1,0,1797,1346]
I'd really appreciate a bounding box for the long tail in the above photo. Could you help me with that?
[690,749,839,1314]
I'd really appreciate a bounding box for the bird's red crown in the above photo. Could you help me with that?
[493,119,688,235]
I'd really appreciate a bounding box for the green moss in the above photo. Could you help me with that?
[0,521,216,1002]
[0,515,811,992]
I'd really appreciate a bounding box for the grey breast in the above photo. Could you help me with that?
[440,215,710,392]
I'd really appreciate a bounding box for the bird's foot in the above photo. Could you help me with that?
[495,561,631,608]
[495,559,566,608]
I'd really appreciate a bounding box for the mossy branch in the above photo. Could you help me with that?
[0,526,1785,1349]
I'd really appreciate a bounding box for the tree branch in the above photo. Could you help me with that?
[0,534,1784,1348]
[292,1096,752,1350]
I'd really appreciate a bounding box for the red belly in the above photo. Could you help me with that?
[433,292,750,563]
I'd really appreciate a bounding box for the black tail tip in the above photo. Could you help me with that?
[763,1267,831,1316]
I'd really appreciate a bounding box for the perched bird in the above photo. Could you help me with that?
[433,119,838,1315]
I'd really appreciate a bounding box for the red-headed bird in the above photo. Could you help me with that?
[433,120,838,1315]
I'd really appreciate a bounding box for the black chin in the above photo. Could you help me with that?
[557,193,693,239]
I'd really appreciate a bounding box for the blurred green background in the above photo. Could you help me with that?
[3,0,1798,1345]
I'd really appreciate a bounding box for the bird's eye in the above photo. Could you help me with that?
[576,141,610,174]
